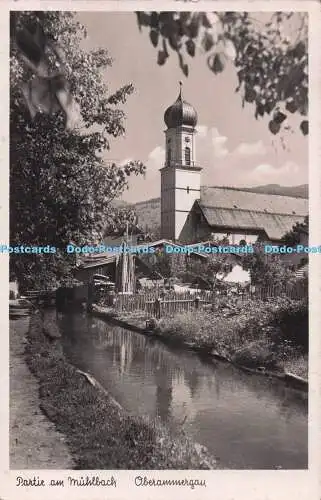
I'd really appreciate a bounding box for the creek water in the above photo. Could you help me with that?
[58,312,308,469]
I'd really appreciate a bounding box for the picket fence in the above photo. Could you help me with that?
[100,280,307,318]
[248,281,308,301]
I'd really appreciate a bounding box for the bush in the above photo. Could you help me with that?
[271,299,308,349]
[157,296,308,374]
[231,337,278,369]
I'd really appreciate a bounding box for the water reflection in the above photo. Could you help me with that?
[59,313,308,469]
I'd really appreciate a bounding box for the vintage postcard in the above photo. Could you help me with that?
[1,1,320,499]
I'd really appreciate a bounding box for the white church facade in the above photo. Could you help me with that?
[160,86,308,246]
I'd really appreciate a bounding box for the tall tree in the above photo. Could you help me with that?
[10,12,145,289]
[136,11,308,136]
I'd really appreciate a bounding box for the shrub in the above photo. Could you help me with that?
[157,296,308,373]
[231,337,278,369]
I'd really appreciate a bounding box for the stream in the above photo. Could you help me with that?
[59,312,308,470]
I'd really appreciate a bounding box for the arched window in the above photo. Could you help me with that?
[185,146,191,166]
[167,147,171,165]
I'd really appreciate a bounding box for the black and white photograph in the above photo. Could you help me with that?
[5,3,319,492]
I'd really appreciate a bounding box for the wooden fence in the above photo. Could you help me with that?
[100,280,307,318]
[23,289,56,305]
[104,292,212,319]
[248,281,308,301]
[22,278,307,318]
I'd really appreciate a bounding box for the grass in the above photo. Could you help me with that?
[25,312,218,469]
[284,354,308,379]
[155,297,308,379]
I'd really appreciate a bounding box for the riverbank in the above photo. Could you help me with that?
[24,312,218,469]
[93,296,308,388]
[10,316,74,469]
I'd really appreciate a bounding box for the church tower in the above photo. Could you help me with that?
[160,83,202,241]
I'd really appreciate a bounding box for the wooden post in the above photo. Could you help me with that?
[154,297,161,319]
[87,279,95,313]
[194,296,200,310]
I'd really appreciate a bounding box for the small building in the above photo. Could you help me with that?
[75,238,207,286]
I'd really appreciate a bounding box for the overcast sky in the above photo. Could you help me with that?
[77,12,308,203]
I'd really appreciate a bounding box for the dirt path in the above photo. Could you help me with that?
[10,316,75,469]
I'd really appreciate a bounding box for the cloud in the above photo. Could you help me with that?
[197,126,267,161]
[233,140,266,156]
[196,125,229,159]
[196,125,208,138]
[210,127,229,158]
[245,161,301,185]
[121,146,165,202]
[148,146,165,163]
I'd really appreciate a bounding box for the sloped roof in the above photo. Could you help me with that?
[80,254,118,269]
[200,187,307,215]
[79,239,207,270]
[198,187,308,240]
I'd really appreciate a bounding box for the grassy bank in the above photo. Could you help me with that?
[25,313,218,469]
[155,297,308,379]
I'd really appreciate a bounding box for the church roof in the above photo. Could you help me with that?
[198,186,308,241]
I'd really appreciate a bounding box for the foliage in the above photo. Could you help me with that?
[157,295,308,374]
[103,207,141,236]
[182,255,232,289]
[270,297,308,349]
[10,12,145,289]
[242,242,293,286]
[141,250,172,279]
[282,215,309,246]
[136,11,308,135]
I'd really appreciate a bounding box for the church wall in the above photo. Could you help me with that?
[161,167,176,239]
[165,128,180,165]
[210,232,259,245]
[175,169,201,191]
[179,205,210,243]
[161,166,201,241]
[174,168,201,240]
[165,127,196,167]
[179,205,265,245]
[177,127,196,166]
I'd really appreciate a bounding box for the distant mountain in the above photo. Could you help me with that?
[239,184,308,198]
[112,199,129,208]
[115,184,308,231]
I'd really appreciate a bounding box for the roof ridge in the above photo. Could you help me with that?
[198,203,307,217]
[201,185,308,200]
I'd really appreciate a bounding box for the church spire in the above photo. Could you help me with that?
[164,85,197,129]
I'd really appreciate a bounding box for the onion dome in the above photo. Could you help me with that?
[164,82,198,129]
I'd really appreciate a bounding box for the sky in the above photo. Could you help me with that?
[77,12,308,203]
